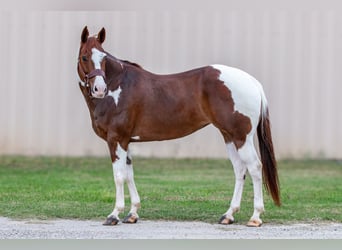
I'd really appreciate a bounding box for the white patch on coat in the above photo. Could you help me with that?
[108,87,122,105]
[211,64,263,130]
[131,136,140,140]
[214,65,267,225]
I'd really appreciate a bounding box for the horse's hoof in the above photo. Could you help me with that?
[219,215,234,225]
[247,219,262,227]
[123,213,138,224]
[103,216,120,226]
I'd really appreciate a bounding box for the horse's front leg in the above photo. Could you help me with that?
[122,148,141,223]
[103,141,128,226]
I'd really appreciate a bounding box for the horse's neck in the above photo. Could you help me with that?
[105,53,125,87]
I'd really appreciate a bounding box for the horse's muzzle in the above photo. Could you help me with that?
[91,77,107,98]
[91,84,107,98]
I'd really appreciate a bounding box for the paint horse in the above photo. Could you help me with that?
[77,26,280,227]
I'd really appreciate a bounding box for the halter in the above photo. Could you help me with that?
[84,68,106,85]
[78,52,124,97]
[78,62,106,88]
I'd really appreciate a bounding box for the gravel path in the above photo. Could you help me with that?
[0,217,341,239]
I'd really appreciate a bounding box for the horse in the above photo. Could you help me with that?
[77,26,280,227]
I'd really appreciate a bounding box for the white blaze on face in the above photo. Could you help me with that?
[91,48,107,97]
[91,48,106,69]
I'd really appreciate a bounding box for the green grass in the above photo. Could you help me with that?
[0,156,341,224]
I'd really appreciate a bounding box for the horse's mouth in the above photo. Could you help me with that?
[91,92,106,99]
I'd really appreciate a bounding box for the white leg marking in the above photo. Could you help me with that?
[223,143,247,222]
[108,87,122,105]
[108,143,127,220]
[126,149,141,216]
[238,136,264,225]
[223,137,265,226]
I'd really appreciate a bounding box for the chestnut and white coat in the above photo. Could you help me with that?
[77,26,280,227]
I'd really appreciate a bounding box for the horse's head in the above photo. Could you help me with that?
[78,26,108,98]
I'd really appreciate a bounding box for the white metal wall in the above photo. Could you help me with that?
[1,9,342,159]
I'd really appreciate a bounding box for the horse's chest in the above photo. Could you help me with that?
[91,102,115,139]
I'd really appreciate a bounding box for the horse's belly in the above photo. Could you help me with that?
[131,117,210,142]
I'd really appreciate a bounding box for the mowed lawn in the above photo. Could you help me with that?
[0,156,341,224]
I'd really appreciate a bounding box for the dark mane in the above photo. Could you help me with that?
[104,50,142,69]
[120,60,142,69]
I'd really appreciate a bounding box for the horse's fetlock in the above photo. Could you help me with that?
[115,206,125,213]
[229,205,240,213]
[134,202,141,209]
[255,206,265,213]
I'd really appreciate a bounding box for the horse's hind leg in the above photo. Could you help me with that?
[240,138,264,227]
[219,142,247,225]
[220,137,264,227]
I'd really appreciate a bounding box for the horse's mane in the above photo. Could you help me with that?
[120,60,142,69]
[105,51,142,69]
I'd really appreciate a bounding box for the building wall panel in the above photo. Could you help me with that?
[0,9,341,159]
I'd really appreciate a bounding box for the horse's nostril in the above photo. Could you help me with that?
[94,86,98,92]
[104,87,107,92]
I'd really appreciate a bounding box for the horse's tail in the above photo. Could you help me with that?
[257,89,281,206]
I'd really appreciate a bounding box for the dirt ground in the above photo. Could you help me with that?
[0,217,341,239]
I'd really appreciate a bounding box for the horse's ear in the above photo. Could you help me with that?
[97,27,106,44]
[81,26,89,43]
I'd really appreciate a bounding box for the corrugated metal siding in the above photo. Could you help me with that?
[1,10,342,158]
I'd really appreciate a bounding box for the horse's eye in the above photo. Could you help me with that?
[82,55,88,62]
